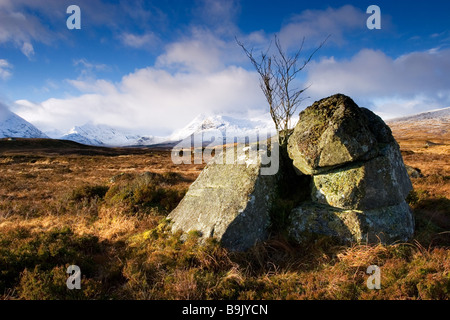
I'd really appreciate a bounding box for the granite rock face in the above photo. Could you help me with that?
[311,143,412,210]
[288,201,414,244]
[168,145,278,251]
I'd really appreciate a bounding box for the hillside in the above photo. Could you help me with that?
[0,138,152,156]
[0,104,48,139]
[387,107,450,141]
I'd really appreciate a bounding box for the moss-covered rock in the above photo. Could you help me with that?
[286,93,414,244]
[169,94,415,249]
[288,201,414,244]
[287,94,392,175]
[168,145,278,251]
[311,143,413,210]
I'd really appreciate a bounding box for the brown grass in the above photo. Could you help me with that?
[0,131,448,300]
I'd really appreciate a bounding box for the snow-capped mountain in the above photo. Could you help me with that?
[387,106,450,123]
[169,114,275,146]
[60,123,163,147]
[386,106,450,140]
[0,103,48,139]
[57,114,275,147]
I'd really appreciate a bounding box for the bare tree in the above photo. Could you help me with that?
[237,35,329,146]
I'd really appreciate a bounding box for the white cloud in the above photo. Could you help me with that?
[8,2,267,135]
[13,65,264,135]
[279,5,367,50]
[305,48,450,117]
[119,32,160,49]
[72,59,110,80]
[73,59,108,71]
[0,59,12,79]
[21,42,34,59]
[66,79,117,94]
[0,4,51,58]
[156,30,226,73]
[156,26,259,73]
[193,0,240,36]
[0,0,140,57]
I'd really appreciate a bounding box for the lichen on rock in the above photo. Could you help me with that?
[288,201,414,244]
[287,94,380,175]
[167,144,278,251]
[311,143,412,210]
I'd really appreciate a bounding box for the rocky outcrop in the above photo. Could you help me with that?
[168,94,415,250]
[167,144,278,251]
[287,94,414,244]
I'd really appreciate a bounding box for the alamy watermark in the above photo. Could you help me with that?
[366,265,381,290]
[171,129,280,176]
[66,265,81,290]
[66,5,81,30]
[367,5,381,30]
[65,5,380,31]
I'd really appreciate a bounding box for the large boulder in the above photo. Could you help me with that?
[287,93,414,244]
[311,143,413,210]
[288,201,414,244]
[168,144,278,251]
[287,94,392,175]
[168,93,414,249]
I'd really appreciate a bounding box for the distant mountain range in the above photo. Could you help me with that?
[59,123,165,147]
[168,114,275,147]
[1,104,448,146]
[0,105,275,147]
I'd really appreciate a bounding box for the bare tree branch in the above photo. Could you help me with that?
[237,34,329,146]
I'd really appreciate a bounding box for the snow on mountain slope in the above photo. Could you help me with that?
[0,103,48,139]
[387,107,450,140]
[60,123,163,147]
[169,113,275,145]
[387,106,450,123]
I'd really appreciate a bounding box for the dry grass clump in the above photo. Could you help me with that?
[0,139,448,300]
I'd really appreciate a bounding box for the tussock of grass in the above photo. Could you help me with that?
[105,172,187,215]
[70,185,109,202]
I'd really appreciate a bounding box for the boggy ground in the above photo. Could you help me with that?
[0,136,448,300]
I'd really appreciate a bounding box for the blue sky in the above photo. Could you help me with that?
[1,0,450,136]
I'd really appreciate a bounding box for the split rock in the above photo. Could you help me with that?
[311,143,413,210]
[287,94,389,175]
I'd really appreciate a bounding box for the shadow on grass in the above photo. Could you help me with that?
[410,196,450,246]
